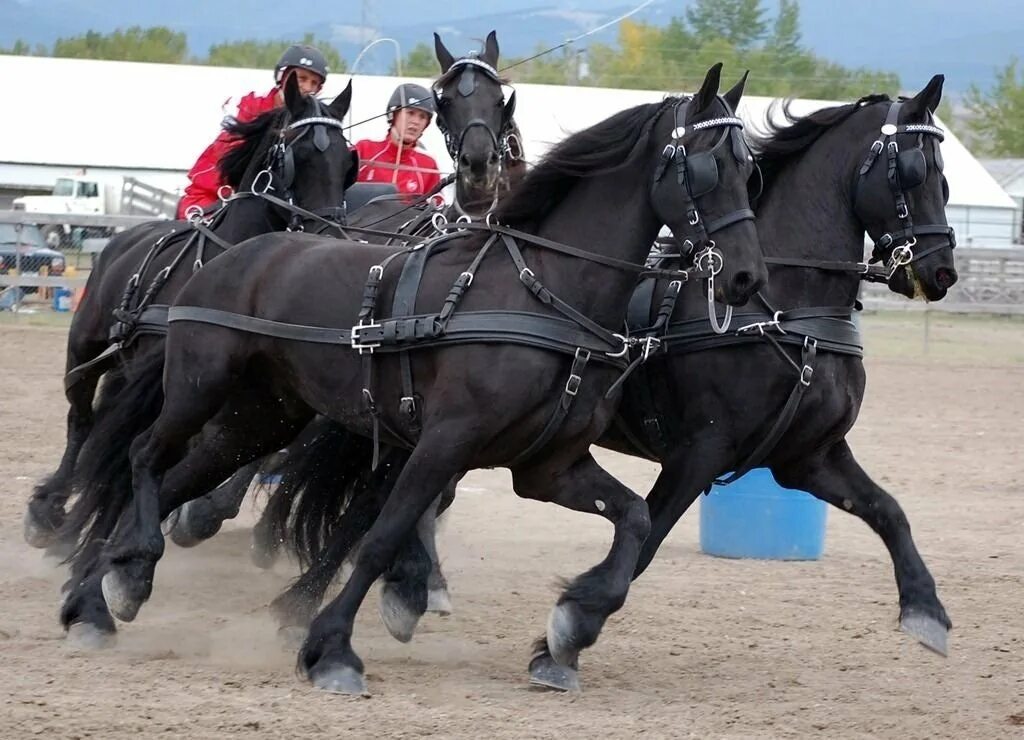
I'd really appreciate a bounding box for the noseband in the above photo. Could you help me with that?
[855,101,956,277]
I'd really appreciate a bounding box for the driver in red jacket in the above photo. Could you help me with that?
[353,83,442,199]
[176,44,329,218]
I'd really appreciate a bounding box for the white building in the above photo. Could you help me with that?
[980,159,1024,244]
[2,54,1018,245]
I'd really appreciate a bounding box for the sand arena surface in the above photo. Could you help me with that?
[0,313,1022,738]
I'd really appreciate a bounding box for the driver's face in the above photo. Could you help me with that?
[283,68,325,96]
[391,108,431,146]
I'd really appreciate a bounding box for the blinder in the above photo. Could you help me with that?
[684,152,719,197]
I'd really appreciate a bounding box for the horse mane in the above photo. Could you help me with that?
[495,97,679,227]
[750,94,892,197]
[217,107,289,189]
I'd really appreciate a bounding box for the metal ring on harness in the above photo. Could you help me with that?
[888,238,916,277]
[606,333,631,358]
[217,185,235,204]
[251,169,274,194]
[184,205,205,224]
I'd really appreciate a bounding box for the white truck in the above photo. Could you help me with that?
[12,175,182,239]
[13,175,182,218]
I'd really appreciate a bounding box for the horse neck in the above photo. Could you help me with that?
[754,138,865,310]
[527,167,661,329]
[211,193,280,249]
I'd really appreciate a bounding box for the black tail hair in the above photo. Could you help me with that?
[61,344,167,557]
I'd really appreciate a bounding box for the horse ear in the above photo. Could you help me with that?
[694,62,724,113]
[483,30,500,67]
[434,32,456,73]
[328,79,352,120]
[903,74,945,117]
[283,72,304,118]
[722,70,749,113]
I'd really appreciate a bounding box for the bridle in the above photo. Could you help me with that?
[248,102,351,234]
[651,95,756,333]
[855,100,956,279]
[431,54,520,214]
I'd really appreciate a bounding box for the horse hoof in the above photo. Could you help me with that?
[528,652,580,692]
[310,665,369,696]
[546,602,582,667]
[427,587,452,616]
[23,509,56,549]
[277,625,308,651]
[66,621,117,650]
[160,507,180,537]
[100,571,142,623]
[378,585,420,643]
[900,611,950,656]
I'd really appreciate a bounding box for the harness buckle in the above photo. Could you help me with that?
[870,140,884,155]
[399,396,417,416]
[351,321,382,354]
[688,209,700,226]
[369,265,384,280]
[565,373,582,396]
[460,271,474,287]
[519,267,535,282]
[896,203,909,219]
[800,365,814,386]
[640,336,661,362]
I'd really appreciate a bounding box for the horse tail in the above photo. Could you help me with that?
[257,417,384,569]
[61,343,167,555]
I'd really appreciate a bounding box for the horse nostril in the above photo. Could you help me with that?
[459,153,472,170]
[733,271,753,290]
[488,151,500,165]
[936,267,958,289]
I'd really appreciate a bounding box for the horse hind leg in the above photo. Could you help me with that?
[298,430,476,695]
[771,440,951,656]
[514,453,650,693]
[167,459,262,548]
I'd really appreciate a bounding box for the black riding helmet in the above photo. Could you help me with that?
[274,44,329,85]
[387,83,435,123]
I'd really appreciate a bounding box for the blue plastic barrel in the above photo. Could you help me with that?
[53,287,73,312]
[699,468,827,560]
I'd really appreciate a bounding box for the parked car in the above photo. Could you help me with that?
[0,223,66,293]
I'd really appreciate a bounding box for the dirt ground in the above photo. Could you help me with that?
[1,312,1022,739]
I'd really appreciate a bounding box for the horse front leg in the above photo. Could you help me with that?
[515,452,650,692]
[772,439,951,655]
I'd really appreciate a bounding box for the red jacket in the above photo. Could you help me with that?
[177,88,279,218]
[353,136,442,198]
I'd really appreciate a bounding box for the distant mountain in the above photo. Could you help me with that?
[2,0,1020,92]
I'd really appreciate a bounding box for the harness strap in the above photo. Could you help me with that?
[168,306,628,360]
[712,337,818,486]
[507,348,592,466]
[499,234,628,350]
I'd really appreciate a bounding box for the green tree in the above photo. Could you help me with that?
[767,0,801,57]
[52,26,188,63]
[964,58,1024,156]
[205,32,345,73]
[686,0,767,50]
[390,42,439,77]
[0,39,38,55]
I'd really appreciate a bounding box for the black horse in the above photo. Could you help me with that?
[243,75,960,692]
[340,30,527,243]
[23,75,356,552]
[62,64,766,694]
[164,30,528,558]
